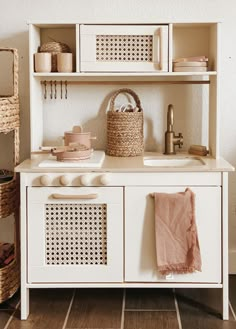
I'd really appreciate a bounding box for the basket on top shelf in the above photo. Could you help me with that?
[39,41,71,72]
[0,47,20,303]
[106,88,144,157]
[0,48,20,133]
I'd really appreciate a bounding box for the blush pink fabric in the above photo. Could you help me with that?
[154,188,202,275]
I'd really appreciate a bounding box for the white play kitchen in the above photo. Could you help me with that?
[16,22,234,320]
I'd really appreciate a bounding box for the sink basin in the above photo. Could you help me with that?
[143,156,205,167]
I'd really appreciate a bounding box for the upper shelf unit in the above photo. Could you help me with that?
[29,22,219,78]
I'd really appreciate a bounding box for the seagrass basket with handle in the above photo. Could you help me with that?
[107,88,144,157]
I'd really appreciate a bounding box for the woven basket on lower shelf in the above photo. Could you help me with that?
[0,256,19,303]
[0,178,18,219]
[0,48,20,132]
[107,88,144,157]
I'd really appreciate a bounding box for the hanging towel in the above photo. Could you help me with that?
[154,188,202,275]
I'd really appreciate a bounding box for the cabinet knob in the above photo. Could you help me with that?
[40,175,51,186]
[80,174,91,186]
[60,175,70,186]
[100,174,110,186]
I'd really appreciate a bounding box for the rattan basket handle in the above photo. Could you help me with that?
[0,48,18,97]
[109,88,143,112]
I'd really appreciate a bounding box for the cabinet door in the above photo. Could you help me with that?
[80,25,169,72]
[27,187,123,283]
[125,186,221,283]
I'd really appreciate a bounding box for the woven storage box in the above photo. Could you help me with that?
[0,48,20,132]
[0,250,20,303]
[0,178,18,219]
[39,41,71,72]
[107,88,144,157]
[0,127,20,220]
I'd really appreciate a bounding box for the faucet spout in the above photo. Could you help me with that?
[167,104,174,132]
[164,104,183,155]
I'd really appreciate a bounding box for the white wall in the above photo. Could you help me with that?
[0,0,236,271]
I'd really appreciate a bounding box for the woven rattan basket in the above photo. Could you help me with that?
[39,41,71,72]
[107,88,144,157]
[0,247,20,303]
[0,48,20,132]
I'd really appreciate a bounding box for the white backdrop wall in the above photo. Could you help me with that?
[0,0,236,271]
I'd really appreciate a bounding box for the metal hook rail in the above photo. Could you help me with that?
[42,80,68,100]
[41,79,210,100]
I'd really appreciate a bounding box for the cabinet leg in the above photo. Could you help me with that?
[222,173,229,320]
[21,287,29,320]
[222,284,229,320]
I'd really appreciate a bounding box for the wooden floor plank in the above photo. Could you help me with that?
[124,311,179,329]
[125,288,175,310]
[66,288,123,329]
[176,288,224,317]
[230,275,236,317]
[177,292,236,329]
[0,290,20,329]
[0,309,14,329]
[7,289,73,329]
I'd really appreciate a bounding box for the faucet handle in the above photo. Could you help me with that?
[178,133,183,148]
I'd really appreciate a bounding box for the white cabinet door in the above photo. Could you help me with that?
[125,186,221,283]
[27,187,123,283]
[80,25,169,72]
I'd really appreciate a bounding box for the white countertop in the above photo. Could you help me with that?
[15,151,234,173]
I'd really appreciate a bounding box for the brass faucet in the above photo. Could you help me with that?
[164,104,183,155]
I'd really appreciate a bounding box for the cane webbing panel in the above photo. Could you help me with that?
[45,203,107,266]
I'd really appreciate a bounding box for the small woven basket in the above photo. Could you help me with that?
[39,41,71,72]
[0,178,18,219]
[0,48,20,132]
[0,248,20,303]
[107,88,144,157]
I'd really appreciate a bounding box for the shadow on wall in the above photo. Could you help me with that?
[0,31,30,163]
[81,90,115,151]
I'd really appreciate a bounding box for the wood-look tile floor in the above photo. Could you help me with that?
[0,276,235,329]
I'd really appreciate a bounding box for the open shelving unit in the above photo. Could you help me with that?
[0,48,20,303]
[29,22,220,158]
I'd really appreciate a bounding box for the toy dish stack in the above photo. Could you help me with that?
[173,56,208,72]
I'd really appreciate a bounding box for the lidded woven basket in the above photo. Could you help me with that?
[106,88,144,157]
[39,41,71,72]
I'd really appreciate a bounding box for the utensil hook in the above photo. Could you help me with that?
[60,80,63,99]
[54,80,57,99]
[50,80,53,99]
[44,80,47,99]
[65,80,68,99]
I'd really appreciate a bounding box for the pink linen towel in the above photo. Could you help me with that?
[154,188,202,275]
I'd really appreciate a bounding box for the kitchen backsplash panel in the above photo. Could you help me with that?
[42,84,209,153]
